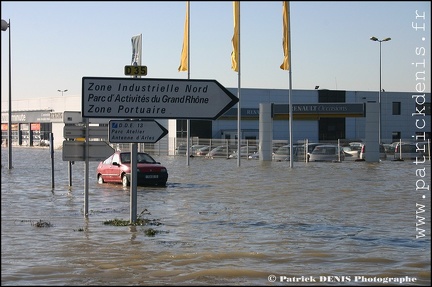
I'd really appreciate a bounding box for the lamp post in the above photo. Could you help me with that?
[58,89,70,186]
[58,89,68,96]
[370,36,391,144]
[2,19,12,169]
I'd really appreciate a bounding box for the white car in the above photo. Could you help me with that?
[309,145,345,162]
[272,145,298,161]
[359,144,387,160]
[229,145,258,159]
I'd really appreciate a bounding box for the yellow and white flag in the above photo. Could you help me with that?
[231,1,240,72]
[280,1,290,70]
[178,1,189,72]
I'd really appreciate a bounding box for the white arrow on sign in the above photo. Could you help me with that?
[82,77,239,120]
[109,120,168,143]
[62,141,115,162]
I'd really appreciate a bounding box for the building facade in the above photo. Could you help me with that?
[2,88,431,151]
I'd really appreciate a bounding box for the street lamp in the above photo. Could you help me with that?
[2,19,12,169]
[58,89,68,96]
[370,36,391,144]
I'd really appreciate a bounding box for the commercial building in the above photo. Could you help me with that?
[2,88,430,152]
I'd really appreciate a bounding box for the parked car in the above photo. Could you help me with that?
[342,146,360,160]
[195,145,211,156]
[295,143,323,162]
[393,143,424,160]
[272,145,298,161]
[97,151,168,187]
[175,144,187,155]
[308,145,345,162]
[205,145,235,158]
[383,143,395,155]
[228,145,258,159]
[359,144,387,160]
[248,152,260,160]
[248,144,294,160]
[176,144,208,156]
[190,144,208,155]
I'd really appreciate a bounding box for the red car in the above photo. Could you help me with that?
[97,151,168,187]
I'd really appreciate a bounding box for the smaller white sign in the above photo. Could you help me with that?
[63,125,108,139]
[109,120,168,143]
[62,141,115,161]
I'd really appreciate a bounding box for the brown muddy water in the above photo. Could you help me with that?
[1,147,430,286]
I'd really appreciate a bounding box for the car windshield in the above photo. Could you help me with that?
[137,153,155,163]
[120,153,130,163]
[120,153,155,164]
[275,146,289,155]
[313,146,336,154]
[349,144,363,151]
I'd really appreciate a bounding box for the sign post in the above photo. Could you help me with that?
[81,76,238,222]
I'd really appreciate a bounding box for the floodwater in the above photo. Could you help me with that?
[1,147,430,286]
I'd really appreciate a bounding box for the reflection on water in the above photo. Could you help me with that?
[1,147,431,285]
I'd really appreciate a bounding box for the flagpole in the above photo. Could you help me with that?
[288,3,293,169]
[288,63,293,168]
[178,1,191,165]
[231,1,241,167]
[130,33,142,223]
[236,2,241,167]
[281,1,293,168]
[186,1,191,166]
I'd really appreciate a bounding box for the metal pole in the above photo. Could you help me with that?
[371,37,390,144]
[68,161,72,187]
[58,90,72,184]
[378,41,382,145]
[130,143,137,223]
[84,118,89,218]
[50,133,54,189]
[8,20,12,169]
[237,2,241,167]
[186,1,191,166]
[2,19,13,169]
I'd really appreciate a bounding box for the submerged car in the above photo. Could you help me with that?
[97,151,168,187]
[295,143,323,162]
[359,144,387,160]
[205,145,235,158]
[176,144,208,156]
[393,143,424,160]
[308,145,345,162]
[228,145,258,159]
[342,146,361,160]
[195,145,211,156]
[272,145,298,161]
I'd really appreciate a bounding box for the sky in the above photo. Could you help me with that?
[1,1,431,104]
